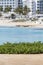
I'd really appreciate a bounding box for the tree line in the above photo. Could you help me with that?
[0,6,30,15]
[0,41,43,54]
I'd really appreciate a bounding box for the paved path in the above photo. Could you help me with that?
[0,54,43,65]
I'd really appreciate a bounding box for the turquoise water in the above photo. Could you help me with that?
[0,27,43,44]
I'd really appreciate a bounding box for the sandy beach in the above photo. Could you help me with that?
[0,54,43,65]
[0,19,43,28]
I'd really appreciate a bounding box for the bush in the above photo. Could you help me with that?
[0,42,43,54]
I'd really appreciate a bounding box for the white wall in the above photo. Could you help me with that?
[23,0,36,17]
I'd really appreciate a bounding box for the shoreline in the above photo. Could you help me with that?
[0,19,43,28]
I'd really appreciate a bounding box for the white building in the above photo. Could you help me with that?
[23,0,36,18]
[0,0,23,11]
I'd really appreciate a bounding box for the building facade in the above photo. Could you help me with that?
[37,0,43,14]
[0,0,23,11]
[23,0,36,17]
[36,0,43,17]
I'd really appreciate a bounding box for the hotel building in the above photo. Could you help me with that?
[0,0,43,17]
[0,0,23,11]
[37,0,43,14]
[36,0,43,17]
[23,0,36,17]
[23,0,43,17]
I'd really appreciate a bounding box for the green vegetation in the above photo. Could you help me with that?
[31,18,38,21]
[0,6,3,12]
[11,14,16,19]
[0,41,43,54]
[4,6,11,12]
[0,13,2,17]
[23,5,30,15]
[36,10,40,14]
[14,6,23,14]
[14,5,30,15]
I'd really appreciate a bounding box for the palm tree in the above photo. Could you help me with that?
[11,14,16,19]
[0,13,2,17]
[36,10,40,14]
[14,6,23,14]
[23,5,30,15]
[0,6,3,12]
[4,6,11,12]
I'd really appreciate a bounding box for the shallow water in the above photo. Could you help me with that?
[0,27,43,44]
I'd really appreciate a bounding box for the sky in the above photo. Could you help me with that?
[23,0,26,1]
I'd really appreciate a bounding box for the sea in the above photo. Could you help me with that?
[0,26,43,44]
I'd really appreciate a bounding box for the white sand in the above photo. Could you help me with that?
[0,19,43,28]
[0,54,43,65]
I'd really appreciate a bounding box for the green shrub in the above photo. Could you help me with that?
[0,41,43,54]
